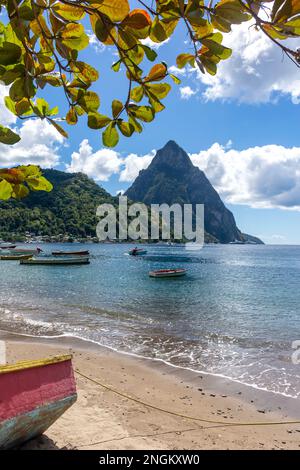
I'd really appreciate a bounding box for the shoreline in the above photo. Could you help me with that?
[1,328,299,409]
[1,331,300,450]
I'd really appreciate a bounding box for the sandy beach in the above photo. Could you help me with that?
[1,332,299,450]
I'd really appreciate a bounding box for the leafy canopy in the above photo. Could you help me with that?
[0,0,300,200]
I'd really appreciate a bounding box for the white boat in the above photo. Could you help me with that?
[149,269,187,278]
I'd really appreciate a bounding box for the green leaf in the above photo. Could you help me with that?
[78,91,100,112]
[75,62,99,82]
[4,96,16,114]
[12,184,30,199]
[88,112,111,129]
[9,78,36,102]
[215,0,250,24]
[102,122,119,147]
[128,116,143,133]
[150,17,179,43]
[200,57,217,75]
[145,83,171,99]
[170,73,181,84]
[35,98,51,116]
[0,179,13,200]
[15,98,32,116]
[0,125,21,145]
[61,24,89,51]
[47,119,69,138]
[117,120,135,137]
[19,0,35,20]
[201,39,232,59]
[176,53,195,69]
[27,176,53,192]
[112,60,122,72]
[141,45,158,62]
[129,105,155,122]
[0,42,22,66]
[66,107,78,125]
[130,85,144,103]
[112,99,123,118]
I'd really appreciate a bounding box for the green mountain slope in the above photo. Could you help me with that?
[0,169,116,240]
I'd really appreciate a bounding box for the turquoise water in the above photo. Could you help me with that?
[0,243,300,398]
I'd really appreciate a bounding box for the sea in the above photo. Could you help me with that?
[0,243,299,399]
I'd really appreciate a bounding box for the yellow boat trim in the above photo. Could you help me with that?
[0,354,72,375]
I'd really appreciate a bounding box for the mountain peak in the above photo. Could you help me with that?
[150,140,193,171]
[125,141,243,243]
[163,140,181,150]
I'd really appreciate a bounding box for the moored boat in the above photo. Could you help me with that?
[7,247,43,256]
[0,355,77,449]
[129,248,147,256]
[149,268,187,278]
[0,244,16,250]
[0,254,33,261]
[52,250,90,256]
[20,256,90,266]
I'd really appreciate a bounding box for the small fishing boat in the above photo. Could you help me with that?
[52,250,90,256]
[149,268,187,278]
[8,247,43,255]
[129,248,147,256]
[0,355,77,449]
[20,256,90,266]
[0,254,33,261]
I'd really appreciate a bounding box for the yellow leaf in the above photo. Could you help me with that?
[92,0,130,22]
[145,63,168,82]
[53,3,85,21]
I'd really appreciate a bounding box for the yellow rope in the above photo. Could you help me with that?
[75,369,300,428]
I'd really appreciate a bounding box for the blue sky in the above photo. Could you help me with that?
[1,5,300,244]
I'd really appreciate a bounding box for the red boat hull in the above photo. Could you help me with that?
[0,355,77,449]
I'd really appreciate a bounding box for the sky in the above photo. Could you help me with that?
[1,4,300,244]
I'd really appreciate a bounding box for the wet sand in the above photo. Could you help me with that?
[1,332,300,450]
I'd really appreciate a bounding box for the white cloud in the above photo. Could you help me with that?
[141,37,170,50]
[172,22,300,104]
[198,23,300,104]
[66,140,155,183]
[115,140,300,210]
[0,86,17,126]
[87,32,105,54]
[119,151,155,182]
[0,119,64,168]
[180,86,197,100]
[0,83,64,168]
[190,143,300,210]
[66,139,123,181]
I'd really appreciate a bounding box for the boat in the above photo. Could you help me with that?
[52,250,90,256]
[0,244,16,250]
[7,247,43,255]
[149,268,187,278]
[129,248,147,256]
[0,355,77,449]
[20,256,90,266]
[0,254,33,261]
